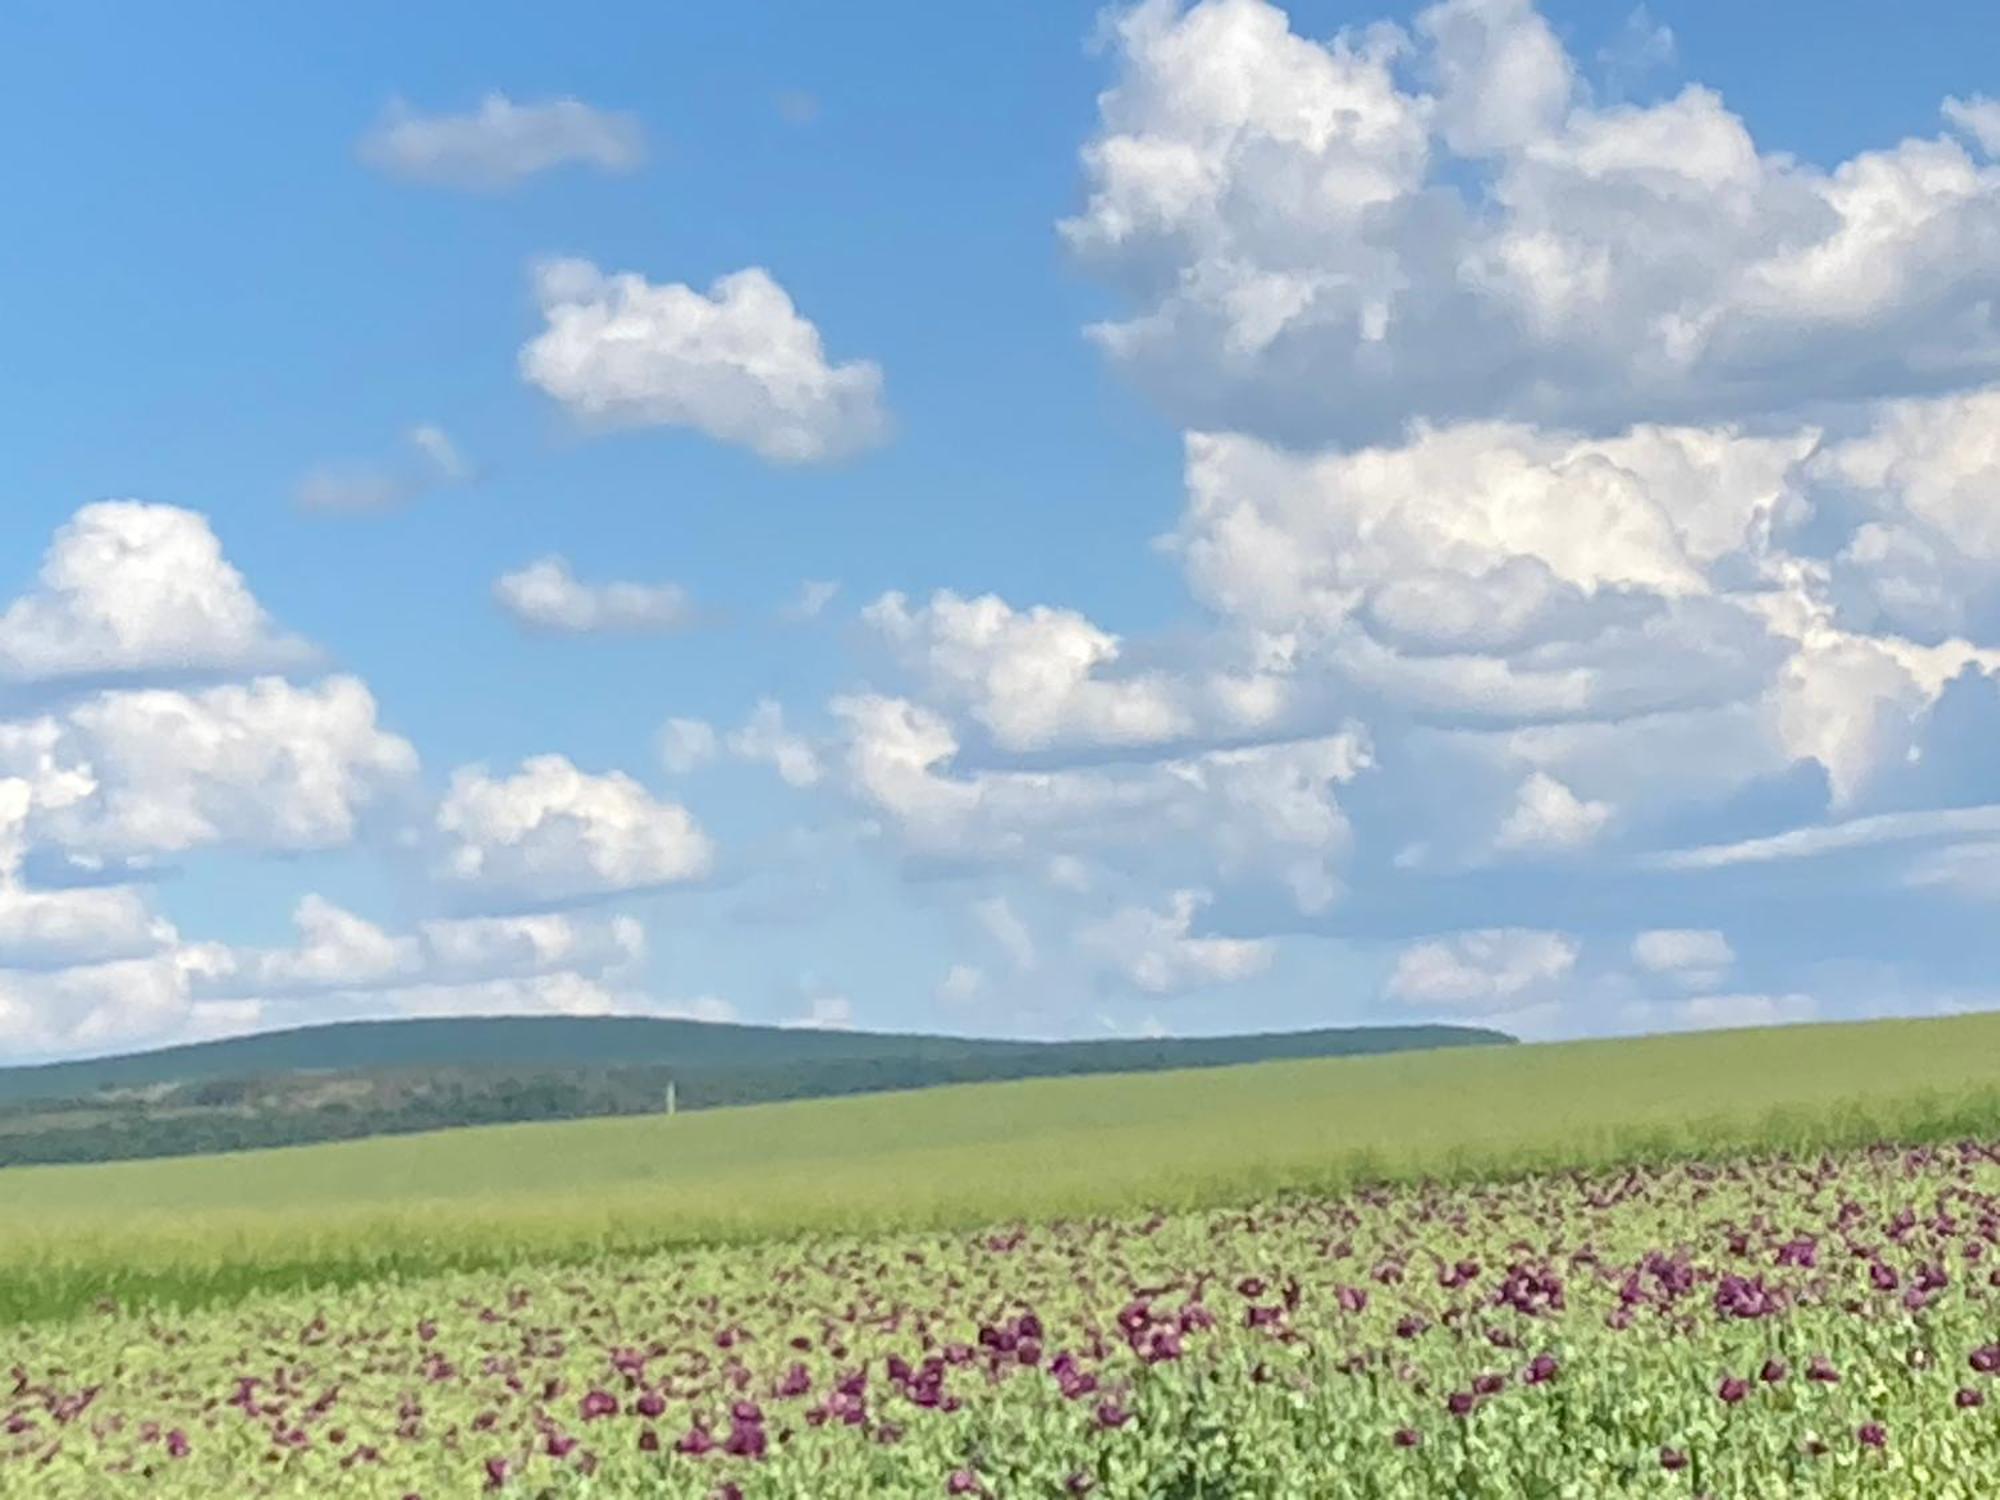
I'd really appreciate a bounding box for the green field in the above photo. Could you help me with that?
[4,1011,2000,1326]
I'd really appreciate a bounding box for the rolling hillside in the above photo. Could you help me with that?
[0,1015,1511,1168]
[0,1015,1512,1103]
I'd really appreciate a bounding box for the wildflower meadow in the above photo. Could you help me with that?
[6,1017,2000,1496]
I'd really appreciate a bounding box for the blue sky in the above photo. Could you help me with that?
[3,0,1999,1060]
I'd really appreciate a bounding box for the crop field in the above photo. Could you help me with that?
[4,1014,2000,1495]
[7,1142,2000,1497]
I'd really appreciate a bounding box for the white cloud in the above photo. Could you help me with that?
[864,590,1194,751]
[1170,397,2000,821]
[0,676,417,862]
[1944,96,2000,158]
[435,754,714,905]
[974,895,1039,972]
[494,556,694,634]
[935,963,986,1005]
[359,93,645,191]
[1494,770,1611,852]
[1387,927,1577,1007]
[831,693,1369,911]
[295,424,473,514]
[658,718,719,774]
[1650,803,2000,870]
[0,945,238,1057]
[0,503,307,684]
[0,884,171,969]
[1903,839,2000,901]
[207,894,645,1002]
[726,700,822,787]
[1631,928,1734,989]
[1065,0,2000,444]
[521,260,888,464]
[1076,888,1274,993]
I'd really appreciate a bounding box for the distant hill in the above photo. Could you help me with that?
[0,1015,1511,1169]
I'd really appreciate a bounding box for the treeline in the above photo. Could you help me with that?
[0,1024,1513,1169]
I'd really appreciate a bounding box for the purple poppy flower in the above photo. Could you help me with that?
[1392,1427,1421,1448]
[1094,1400,1132,1430]
[1524,1354,1559,1385]
[1660,1447,1688,1472]
[1760,1359,1788,1384]
[1956,1387,1986,1410]
[947,1471,983,1496]
[1445,1391,1476,1417]
[1717,1376,1750,1405]
[1858,1422,1887,1449]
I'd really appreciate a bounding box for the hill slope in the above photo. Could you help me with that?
[0,1016,1511,1168]
[0,1015,1510,1104]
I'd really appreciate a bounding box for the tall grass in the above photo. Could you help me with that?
[3,1010,2000,1324]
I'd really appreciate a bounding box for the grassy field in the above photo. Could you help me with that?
[3,1010,2000,1326]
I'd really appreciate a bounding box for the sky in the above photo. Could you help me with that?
[3,0,2000,1062]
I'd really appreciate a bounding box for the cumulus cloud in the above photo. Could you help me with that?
[206,893,644,1003]
[1065,0,2000,445]
[0,946,243,1056]
[1495,771,1611,853]
[0,676,417,863]
[1171,397,2000,825]
[831,693,1369,911]
[0,502,307,684]
[658,718,719,774]
[1076,888,1274,993]
[0,884,175,970]
[1945,96,2000,158]
[864,590,1195,751]
[935,962,986,1005]
[1386,927,1577,1007]
[359,93,645,191]
[521,260,888,464]
[726,701,822,788]
[1631,927,1734,989]
[435,754,714,905]
[494,556,694,634]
